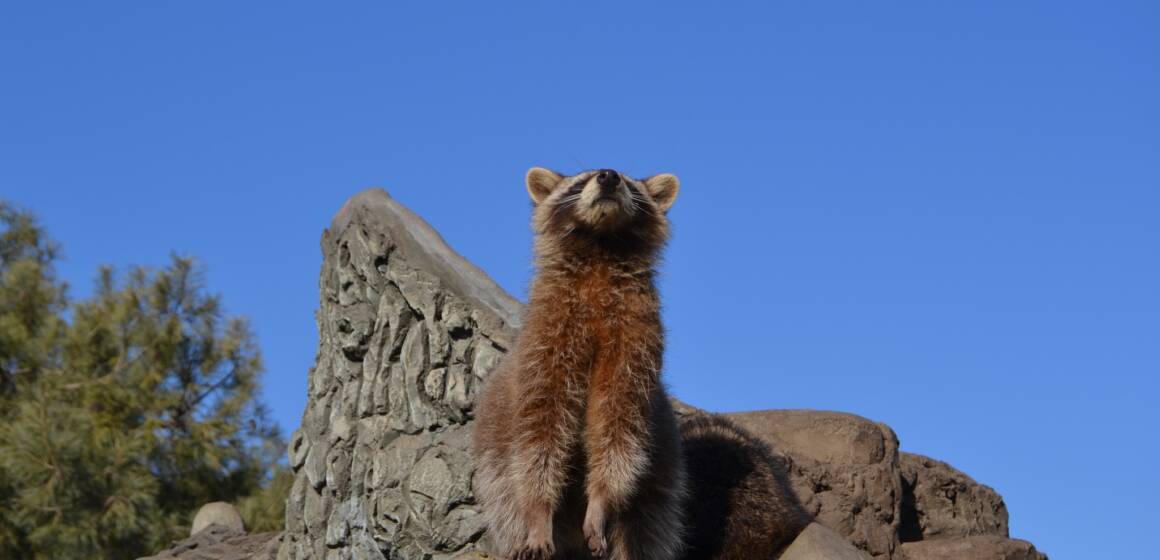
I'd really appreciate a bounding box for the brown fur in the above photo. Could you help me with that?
[679,414,811,560]
[473,168,686,560]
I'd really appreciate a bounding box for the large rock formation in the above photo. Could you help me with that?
[149,189,1047,559]
[278,190,521,559]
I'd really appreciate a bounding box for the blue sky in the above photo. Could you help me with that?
[2,2,1157,558]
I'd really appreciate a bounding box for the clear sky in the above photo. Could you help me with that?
[2,2,1157,558]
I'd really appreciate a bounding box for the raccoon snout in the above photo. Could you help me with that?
[596,169,621,192]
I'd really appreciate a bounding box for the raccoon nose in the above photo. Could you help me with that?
[596,169,620,190]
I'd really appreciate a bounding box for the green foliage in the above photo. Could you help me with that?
[0,202,66,401]
[0,202,287,559]
[237,468,295,534]
[0,202,67,558]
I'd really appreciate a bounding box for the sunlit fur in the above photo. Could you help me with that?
[473,168,685,560]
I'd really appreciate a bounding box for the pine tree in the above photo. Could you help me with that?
[0,201,66,398]
[0,202,286,559]
[0,202,65,559]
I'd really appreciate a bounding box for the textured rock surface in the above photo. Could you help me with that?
[277,189,520,559]
[899,453,1008,542]
[900,536,1047,560]
[137,525,280,560]
[780,523,874,560]
[257,188,1044,560]
[729,410,903,559]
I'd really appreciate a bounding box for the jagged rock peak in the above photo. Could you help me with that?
[330,188,522,342]
[279,188,523,559]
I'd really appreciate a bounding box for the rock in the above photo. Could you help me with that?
[780,522,875,560]
[136,526,281,560]
[728,410,903,560]
[728,410,893,466]
[899,453,1008,542]
[278,189,519,559]
[900,536,1047,560]
[191,502,245,536]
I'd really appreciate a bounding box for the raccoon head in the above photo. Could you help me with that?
[525,167,680,255]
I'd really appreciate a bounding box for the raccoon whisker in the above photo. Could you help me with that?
[556,196,582,209]
[547,195,583,222]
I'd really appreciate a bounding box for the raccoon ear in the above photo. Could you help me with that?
[526,167,563,205]
[645,173,680,212]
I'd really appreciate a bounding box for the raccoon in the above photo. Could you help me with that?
[473,167,686,560]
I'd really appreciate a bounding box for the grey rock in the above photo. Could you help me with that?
[288,429,310,469]
[780,522,875,560]
[191,503,245,536]
[279,189,518,559]
[137,525,280,560]
[900,536,1047,560]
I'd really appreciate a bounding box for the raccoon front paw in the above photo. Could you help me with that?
[516,521,555,560]
[583,500,608,558]
[514,540,554,560]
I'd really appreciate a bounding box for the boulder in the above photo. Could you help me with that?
[899,453,1008,542]
[191,502,246,536]
[900,536,1047,560]
[728,410,903,560]
[780,523,875,560]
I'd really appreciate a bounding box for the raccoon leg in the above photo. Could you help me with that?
[515,500,555,560]
[582,495,609,557]
[583,339,663,558]
[509,354,587,558]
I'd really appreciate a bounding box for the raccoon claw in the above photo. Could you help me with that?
[515,537,554,558]
[514,542,554,560]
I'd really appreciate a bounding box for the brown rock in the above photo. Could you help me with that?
[779,523,874,560]
[900,536,1047,560]
[729,410,903,560]
[729,410,892,466]
[899,453,1008,542]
